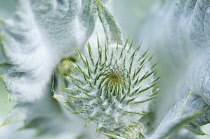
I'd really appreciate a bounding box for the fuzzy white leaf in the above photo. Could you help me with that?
[0,0,98,102]
[96,0,123,44]
[147,92,202,139]
[138,0,210,137]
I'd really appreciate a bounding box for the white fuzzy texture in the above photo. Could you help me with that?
[0,0,98,102]
[138,0,210,137]
[0,0,127,138]
[0,0,105,138]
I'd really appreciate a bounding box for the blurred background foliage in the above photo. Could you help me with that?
[0,0,16,118]
[112,0,157,37]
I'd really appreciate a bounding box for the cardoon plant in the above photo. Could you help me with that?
[0,0,209,139]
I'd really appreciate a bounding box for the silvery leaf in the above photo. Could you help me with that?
[147,92,202,139]
[96,0,123,44]
[138,0,210,136]
[0,0,99,102]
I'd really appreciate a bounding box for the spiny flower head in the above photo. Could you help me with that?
[54,39,160,137]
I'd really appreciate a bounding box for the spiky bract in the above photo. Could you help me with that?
[103,122,145,139]
[54,39,160,137]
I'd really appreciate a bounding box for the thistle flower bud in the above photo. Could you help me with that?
[54,39,160,138]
